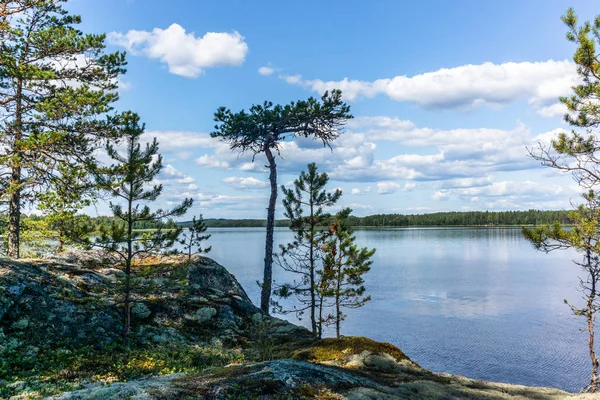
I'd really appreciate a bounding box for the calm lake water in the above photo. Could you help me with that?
[199,227,589,392]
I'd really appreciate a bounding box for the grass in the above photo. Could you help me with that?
[0,343,244,399]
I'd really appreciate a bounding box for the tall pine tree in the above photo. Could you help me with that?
[0,0,127,258]
[82,112,192,345]
[212,91,352,314]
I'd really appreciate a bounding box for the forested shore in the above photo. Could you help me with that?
[183,209,572,228]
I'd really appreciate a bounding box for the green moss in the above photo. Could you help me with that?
[291,336,413,365]
[0,344,244,399]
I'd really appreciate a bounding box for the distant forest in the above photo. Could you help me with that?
[25,209,569,230]
[182,209,572,228]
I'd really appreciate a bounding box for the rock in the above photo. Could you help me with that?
[187,259,252,303]
[194,307,217,323]
[49,355,592,400]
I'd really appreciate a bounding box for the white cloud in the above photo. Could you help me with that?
[222,176,268,189]
[258,66,275,76]
[144,131,217,153]
[433,190,450,201]
[536,102,568,118]
[279,60,578,113]
[440,176,494,189]
[108,24,248,78]
[196,154,230,169]
[377,181,401,195]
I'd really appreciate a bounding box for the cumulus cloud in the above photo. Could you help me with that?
[222,176,268,189]
[144,131,217,152]
[433,190,450,201]
[351,186,372,195]
[377,181,401,195]
[108,24,248,78]
[196,154,230,169]
[258,66,275,76]
[279,60,578,113]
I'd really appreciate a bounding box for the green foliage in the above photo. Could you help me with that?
[525,8,600,392]
[321,209,374,338]
[273,163,341,336]
[85,112,192,262]
[0,343,244,399]
[0,0,128,257]
[211,90,352,156]
[212,90,353,314]
[68,112,192,344]
[182,210,571,228]
[179,215,211,262]
[37,165,94,252]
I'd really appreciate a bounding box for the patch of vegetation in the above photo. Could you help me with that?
[291,336,413,365]
[0,344,244,399]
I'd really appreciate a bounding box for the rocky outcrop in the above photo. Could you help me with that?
[1,253,595,399]
[51,337,593,399]
[0,253,309,353]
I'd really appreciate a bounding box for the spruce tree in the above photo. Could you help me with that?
[273,163,341,336]
[84,112,192,345]
[212,91,352,314]
[0,0,127,258]
[322,208,374,338]
[179,215,211,263]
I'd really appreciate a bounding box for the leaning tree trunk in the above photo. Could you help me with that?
[261,144,277,315]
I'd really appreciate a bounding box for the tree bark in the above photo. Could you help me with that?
[123,177,134,346]
[586,249,599,392]
[336,245,342,338]
[309,192,317,336]
[7,169,21,259]
[7,78,23,259]
[261,143,277,315]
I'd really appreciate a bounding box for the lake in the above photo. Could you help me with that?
[199,226,588,392]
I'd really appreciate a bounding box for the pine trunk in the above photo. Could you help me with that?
[7,173,21,259]
[336,245,342,339]
[7,79,24,259]
[586,249,599,392]
[123,184,134,346]
[309,201,317,336]
[261,144,277,315]
[123,258,132,347]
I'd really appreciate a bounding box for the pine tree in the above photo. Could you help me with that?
[273,163,341,337]
[37,165,94,252]
[322,208,374,338]
[0,0,127,258]
[525,8,600,393]
[179,215,211,263]
[81,112,192,345]
[212,91,352,314]
[524,191,600,392]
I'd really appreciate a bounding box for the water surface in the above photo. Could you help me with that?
[201,227,588,392]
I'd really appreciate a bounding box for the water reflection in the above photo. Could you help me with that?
[194,227,588,392]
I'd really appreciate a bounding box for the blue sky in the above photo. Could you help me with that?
[69,0,599,218]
